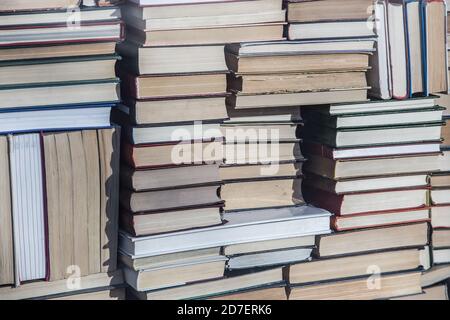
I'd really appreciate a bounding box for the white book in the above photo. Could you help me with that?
[9,134,46,284]
[119,205,331,257]
[129,0,239,5]
[288,21,376,41]
[0,107,112,134]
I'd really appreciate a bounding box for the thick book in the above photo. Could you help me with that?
[122,140,224,168]
[0,79,120,111]
[123,255,227,291]
[121,72,227,99]
[119,96,228,125]
[0,21,124,47]
[288,247,430,285]
[120,185,223,213]
[431,205,450,228]
[316,222,429,258]
[289,271,422,300]
[118,42,227,75]
[301,122,443,148]
[120,206,223,236]
[127,23,284,46]
[119,205,331,257]
[135,268,284,300]
[0,104,114,134]
[0,0,79,12]
[422,0,448,94]
[0,136,14,286]
[303,153,441,180]
[43,128,121,280]
[221,178,303,211]
[9,134,47,284]
[303,186,429,216]
[332,207,431,231]
[0,6,121,27]
[0,55,120,86]
[286,0,373,23]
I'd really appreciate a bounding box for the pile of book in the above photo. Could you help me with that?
[0,0,124,300]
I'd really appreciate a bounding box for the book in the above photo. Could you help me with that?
[120,206,222,236]
[391,284,449,300]
[431,205,450,228]
[119,247,221,271]
[286,0,373,23]
[124,0,281,20]
[0,55,120,86]
[442,118,450,148]
[432,229,450,248]
[221,178,303,211]
[405,0,424,95]
[119,205,331,257]
[287,21,376,41]
[422,0,448,94]
[127,23,284,46]
[302,106,446,129]
[122,123,223,145]
[123,255,227,291]
[227,248,312,270]
[431,188,450,205]
[227,89,369,109]
[220,162,302,182]
[301,122,443,148]
[120,185,222,213]
[9,134,47,284]
[288,272,422,300]
[303,173,429,194]
[0,80,120,110]
[301,140,441,160]
[0,0,79,12]
[0,270,123,300]
[47,287,126,300]
[134,268,284,300]
[121,72,227,99]
[367,0,391,99]
[0,136,14,286]
[121,164,221,191]
[224,235,315,256]
[387,0,409,99]
[0,104,114,134]
[332,207,431,231]
[228,71,368,95]
[288,247,430,285]
[303,186,428,216]
[0,21,124,47]
[122,140,224,168]
[0,42,117,62]
[433,248,450,264]
[0,6,121,27]
[43,128,121,280]
[224,142,302,164]
[119,96,228,125]
[118,42,228,74]
[421,265,450,287]
[208,285,287,300]
[303,153,441,180]
[221,123,300,143]
[316,222,429,258]
[226,51,372,74]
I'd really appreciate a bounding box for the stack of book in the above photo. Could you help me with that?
[0,0,124,300]
[294,96,449,299]
[116,0,334,299]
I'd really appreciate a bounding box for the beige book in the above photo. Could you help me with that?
[0,271,123,300]
[98,127,121,273]
[289,248,429,285]
[391,285,449,300]
[421,265,450,287]
[49,288,126,300]
[0,136,14,285]
[289,272,422,300]
[210,286,287,300]
[221,178,303,211]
